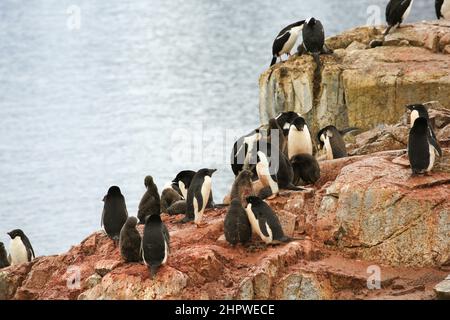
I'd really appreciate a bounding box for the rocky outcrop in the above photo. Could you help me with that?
[259,21,450,133]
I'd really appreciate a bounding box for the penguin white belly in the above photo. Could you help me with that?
[410,110,419,128]
[402,0,413,22]
[194,176,212,224]
[162,238,169,265]
[324,136,334,160]
[245,205,273,244]
[256,162,279,194]
[427,144,436,172]
[179,181,187,199]
[9,237,28,265]
[443,1,450,19]
[288,128,313,159]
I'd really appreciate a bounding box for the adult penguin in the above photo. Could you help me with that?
[0,242,10,268]
[384,0,414,36]
[275,112,302,136]
[119,217,141,263]
[231,129,263,177]
[180,168,217,226]
[224,199,252,246]
[137,176,160,224]
[270,20,305,67]
[288,116,313,159]
[317,126,359,160]
[142,214,170,279]
[245,196,294,244]
[406,104,442,157]
[291,154,321,186]
[102,186,128,241]
[436,0,450,19]
[408,117,438,174]
[301,18,325,76]
[7,229,35,265]
[171,170,196,199]
[268,118,288,158]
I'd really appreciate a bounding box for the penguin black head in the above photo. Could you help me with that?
[198,168,217,177]
[106,186,122,197]
[246,196,264,207]
[406,104,429,121]
[7,229,26,239]
[124,216,138,228]
[307,17,317,26]
[291,116,307,131]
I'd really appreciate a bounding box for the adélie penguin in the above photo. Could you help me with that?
[270,20,305,67]
[245,196,296,244]
[142,214,170,279]
[119,217,141,263]
[0,242,10,268]
[7,229,35,265]
[406,104,442,157]
[171,170,196,199]
[301,18,325,76]
[102,186,128,242]
[224,199,252,246]
[436,0,450,19]
[317,126,359,160]
[288,116,313,159]
[137,176,161,224]
[408,117,439,175]
[180,168,217,226]
[384,0,414,36]
[275,111,302,136]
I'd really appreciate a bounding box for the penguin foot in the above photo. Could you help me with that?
[195,222,208,228]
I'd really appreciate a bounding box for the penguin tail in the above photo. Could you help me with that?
[312,53,321,77]
[270,56,277,67]
[339,127,361,136]
[285,184,305,191]
[149,265,159,279]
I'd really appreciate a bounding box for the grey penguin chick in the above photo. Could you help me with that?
[230,169,255,207]
[7,229,35,265]
[291,154,321,185]
[160,186,183,213]
[167,200,187,216]
[137,176,160,224]
[0,242,10,268]
[119,217,141,263]
[142,214,170,279]
[224,199,252,246]
[245,196,294,244]
[102,186,128,242]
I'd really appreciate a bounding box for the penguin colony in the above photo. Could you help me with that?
[1,2,446,280]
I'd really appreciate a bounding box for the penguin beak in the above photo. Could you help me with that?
[405,105,414,111]
[209,169,217,175]
[7,232,11,238]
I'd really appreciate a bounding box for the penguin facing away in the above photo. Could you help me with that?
[119,217,142,263]
[180,168,217,225]
[7,229,35,265]
[0,242,10,268]
[245,196,293,244]
[291,154,321,186]
[436,0,450,19]
[406,104,442,157]
[317,126,359,160]
[167,200,187,216]
[288,116,313,159]
[270,20,305,67]
[301,18,325,75]
[408,117,437,175]
[102,186,128,241]
[224,199,252,246]
[137,176,161,224]
[160,186,183,213]
[384,0,414,36]
[142,214,170,279]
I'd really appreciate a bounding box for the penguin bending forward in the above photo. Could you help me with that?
[384,0,414,36]
[137,176,161,224]
[245,196,294,244]
[7,229,35,265]
[119,217,142,263]
[270,20,305,67]
[0,242,11,268]
[291,154,321,186]
[224,199,252,246]
[171,170,196,199]
[408,117,439,175]
[180,168,217,226]
[300,18,326,76]
[436,0,450,19]
[317,126,359,160]
[142,214,170,279]
[102,186,128,241]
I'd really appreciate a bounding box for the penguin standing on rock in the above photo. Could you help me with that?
[224,199,252,246]
[406,104,442,157]
[270,20,305,67]
[142,214,170,279]
[317,126,359,160]
[119,217,141,263]
[384,0,414,36]
[137,176,161,224]
[7,229,35,265]
[408,117,438,175]
[0,242,10,268]
[245,196,294,244]
[288,116,313,159]
[291,154,321,186]
[102,186,128,241]
[436,0,450,19]
[300,18,325,76]
[180,168,217,226]
[160,184,183,213]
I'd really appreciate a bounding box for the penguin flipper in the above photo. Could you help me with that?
[258,217,271,238]
[339,127,360,136]
[428,128,442,157]
[270,56,277,67]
